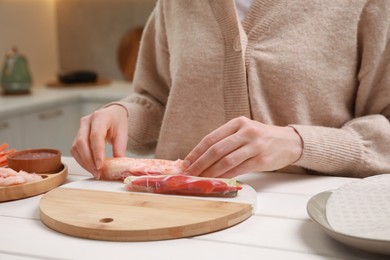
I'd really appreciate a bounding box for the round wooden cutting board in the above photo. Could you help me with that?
[39,179,256,241]
[0,164,68,202]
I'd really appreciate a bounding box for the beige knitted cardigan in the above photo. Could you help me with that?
[112,0,390,178]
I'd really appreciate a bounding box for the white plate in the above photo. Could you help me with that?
[307,191,390,256]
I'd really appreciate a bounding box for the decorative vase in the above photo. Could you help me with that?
[1,47,32,95]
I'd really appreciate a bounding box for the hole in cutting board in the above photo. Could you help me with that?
[99,218,114,223]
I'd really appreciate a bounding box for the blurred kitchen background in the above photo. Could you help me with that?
[0,0,156,85]
[0,0,157,157]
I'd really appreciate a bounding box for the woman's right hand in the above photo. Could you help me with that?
[71,104,129,179]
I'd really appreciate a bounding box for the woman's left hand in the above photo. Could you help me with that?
[184,116,303,178]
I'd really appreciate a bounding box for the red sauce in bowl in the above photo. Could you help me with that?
[12,152,56,160]
[7,149,61,173]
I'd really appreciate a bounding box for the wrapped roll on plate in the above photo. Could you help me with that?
[124,175,242,198]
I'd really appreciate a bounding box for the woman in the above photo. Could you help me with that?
[71,0,390,179]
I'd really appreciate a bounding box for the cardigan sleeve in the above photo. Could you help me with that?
[291,1,390,177]
[109,0,170,155]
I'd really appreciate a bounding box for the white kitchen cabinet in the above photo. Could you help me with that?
[21,101,81,156]
[0,116,23,150]
[0,81,146,158]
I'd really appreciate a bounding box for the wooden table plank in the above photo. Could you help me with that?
[0,216,329,260]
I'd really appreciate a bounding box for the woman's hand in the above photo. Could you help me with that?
[184,116,303,178]
[71,105,128,179]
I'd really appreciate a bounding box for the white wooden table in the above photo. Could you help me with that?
[0,157,387,260]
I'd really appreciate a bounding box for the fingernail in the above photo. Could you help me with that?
[93,170,101,180]
[89,169,100,180]
[95,159,102,170]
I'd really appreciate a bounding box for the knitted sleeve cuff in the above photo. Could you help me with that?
[289,124,363,176]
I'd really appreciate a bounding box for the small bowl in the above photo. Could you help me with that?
[7,148,62,174]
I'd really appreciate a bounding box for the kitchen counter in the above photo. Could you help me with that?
[0,81,133,155]
[0,81,132,118]
[0,156,387,260]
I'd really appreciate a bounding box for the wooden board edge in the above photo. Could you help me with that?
[39,187,253,241]
[0,164,68,202]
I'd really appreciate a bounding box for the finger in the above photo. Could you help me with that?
[71,147,100,179]
[198,142,256,178]
[71,118,99,177]
[110,121,128,158]
[71,131,99,179]
[185,120,240,165]
[185,123,241,174]
[89,115,110,171]
[217,158,260,179]
[186,131,245,176]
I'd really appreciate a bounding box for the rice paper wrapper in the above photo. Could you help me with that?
[326,174,390,240]
[124,175,241,197]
